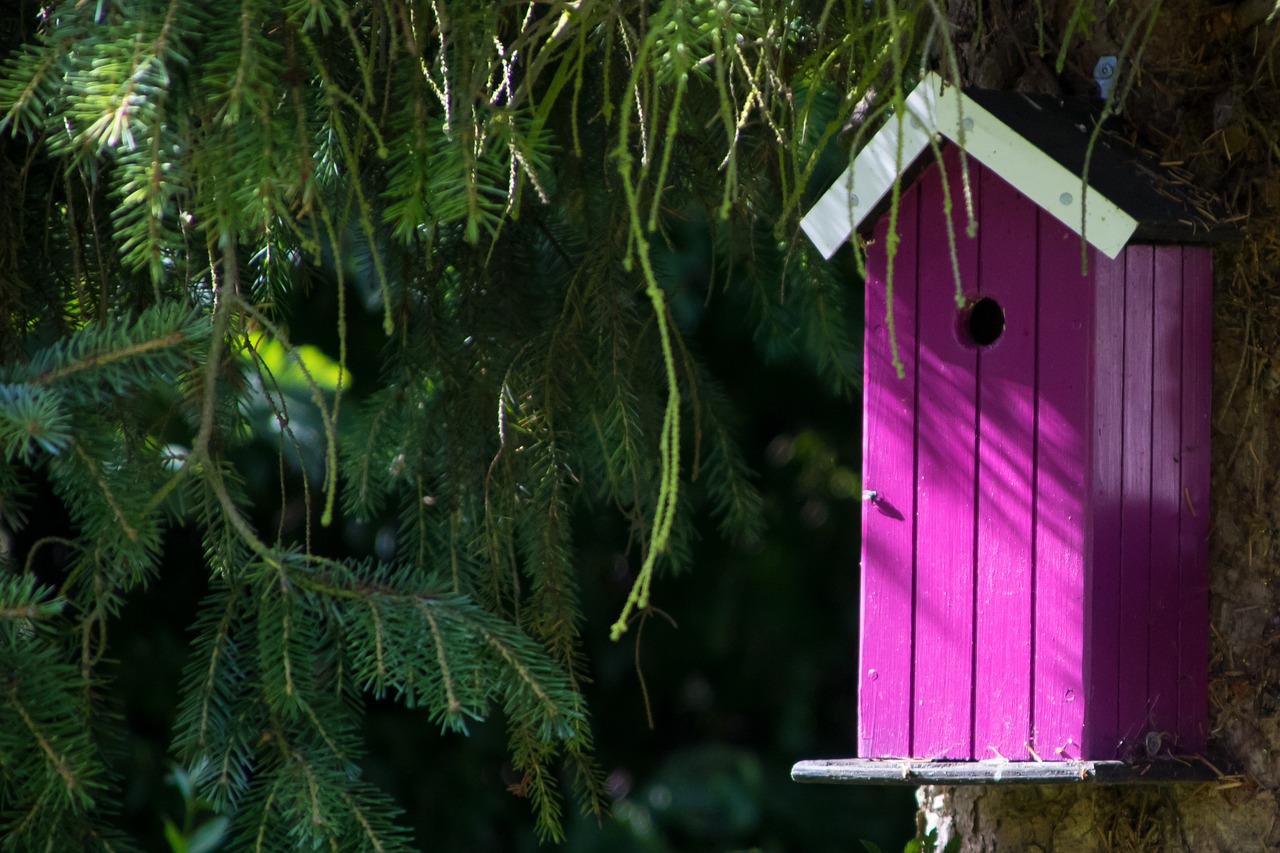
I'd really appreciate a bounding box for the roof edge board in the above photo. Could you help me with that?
[931,83,1137,259]
[799,76,940,259]
[799,72,1140,260]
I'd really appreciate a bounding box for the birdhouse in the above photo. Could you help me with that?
[794,74,1229,781]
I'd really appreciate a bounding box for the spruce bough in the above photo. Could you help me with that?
[0,0,881,846]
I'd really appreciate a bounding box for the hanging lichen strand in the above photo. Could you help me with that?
[0,0,943,846]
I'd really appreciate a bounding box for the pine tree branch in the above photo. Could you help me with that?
[340,788,388,853]
[231,295,339,527]
[22,536,80,573]
[252,772,286,852]
[71,440,139,544]
[416,599,461,715]
[0,1,893,844]
[196,592,239,751]
[194,241,238,463]
[481,627,560,723]
[10,689,88,806]
[29,331,187,386]
[366,598,388,693]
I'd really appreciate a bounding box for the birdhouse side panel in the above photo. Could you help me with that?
[858,183,922,759]
[911,150,980,760]
[972,169,1037,761]
[1084,244,1212,759]
[1031,215,1094,761]
[1177,247,1211,753]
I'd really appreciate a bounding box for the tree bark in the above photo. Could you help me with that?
[918,1,1280,848]
[920,784,1280,850]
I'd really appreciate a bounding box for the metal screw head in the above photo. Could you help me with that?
[1094,56,1118,100]
[962,117,974,131]
[850,194,860,207]
[1059,192,1074,206]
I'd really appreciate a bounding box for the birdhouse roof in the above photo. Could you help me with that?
[800,72,1231,260]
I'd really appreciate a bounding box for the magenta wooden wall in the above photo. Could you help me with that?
[859,145,1210,761]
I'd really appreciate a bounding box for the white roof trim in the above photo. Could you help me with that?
[799,72,1138,260]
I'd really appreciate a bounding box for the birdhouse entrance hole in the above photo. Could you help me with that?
[961,296,1005,347]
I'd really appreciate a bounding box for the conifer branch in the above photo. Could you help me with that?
[0,605,43,619]
[367,598,388,690]
[11,691,85,803]
[203,461,272,560]
[341,789,387,853]
[609,267,681,641]
[196,592,240,751]
[71,441,139,544]
[253,773,286,853]
[0,1,888,844]
[417,599,461,715]
[30,331,187,386]
[481,627,561,723]
[23,536,81,574]
[300,699,350,767]
[232,296,340,527]
[195,300,232,463]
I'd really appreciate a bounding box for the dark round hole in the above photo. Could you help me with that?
[964,296,1004,347]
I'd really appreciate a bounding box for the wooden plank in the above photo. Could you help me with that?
[1117,246,1155,755]
[1148,247,1184,744]
[1178,247,1212,753]
[791,758,1217,786]
[931,81,1137,259]
[1086,249,1128,758]
[800,72,1142,260]
[972,169,1036,760]
[800,79,937,259]
[1033,216,1091,760]
[912,146,979,759]
[859,182,922,758]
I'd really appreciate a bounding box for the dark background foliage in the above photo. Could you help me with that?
[73,211,918,850]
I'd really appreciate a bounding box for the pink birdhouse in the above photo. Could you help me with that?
[794,74,1229,784]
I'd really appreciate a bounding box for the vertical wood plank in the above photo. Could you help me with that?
[1087,249,1127,758]
[1033,216,1091,760]
[1178,247,1212,753]
[1118,246,1155,754]
[859,182,921,758]
[1149,247,1184,742]
[973,171,1036,760]
[912,146,979,759]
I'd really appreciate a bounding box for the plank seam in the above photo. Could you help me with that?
[1029,204,1042,755]
[969,166,983,760]
[908,182,922,757]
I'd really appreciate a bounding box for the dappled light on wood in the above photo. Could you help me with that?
[854,148,1211,764]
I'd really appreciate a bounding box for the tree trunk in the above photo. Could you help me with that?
[919,784,1280,850]
[918,1,1280,848]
